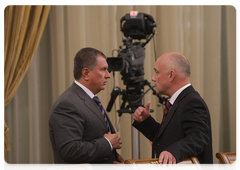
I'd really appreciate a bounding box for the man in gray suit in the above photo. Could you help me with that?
[49,47,123,163]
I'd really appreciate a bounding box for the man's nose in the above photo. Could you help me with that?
[106,70,111,78]
[151,75,155,81]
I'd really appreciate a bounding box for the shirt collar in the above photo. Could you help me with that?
[169,83,191,105]
[74,80,95,99]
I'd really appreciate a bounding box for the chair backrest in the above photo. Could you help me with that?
[17,163,93,170]
[216,152,236,164]
[125,157,202,170]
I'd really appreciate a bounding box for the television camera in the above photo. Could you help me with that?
[106,11,166,116]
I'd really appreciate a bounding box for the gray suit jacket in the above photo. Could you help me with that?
[49,82,118,163]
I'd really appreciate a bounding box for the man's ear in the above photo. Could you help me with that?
[169,70,175,82]
[82,68,90,81]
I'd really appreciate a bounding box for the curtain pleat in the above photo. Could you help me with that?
[4,5,50,162]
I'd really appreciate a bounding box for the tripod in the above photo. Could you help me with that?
[107,80,166,159]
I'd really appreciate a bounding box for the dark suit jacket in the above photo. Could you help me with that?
[49,82,118,163]
[133,85,213,163]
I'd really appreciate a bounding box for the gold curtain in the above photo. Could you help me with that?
[4,5,50,162]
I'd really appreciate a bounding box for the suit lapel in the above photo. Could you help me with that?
[154,85,195,140]
[70,83,108,130]
[155,104,178,139]
[105,112,115,133]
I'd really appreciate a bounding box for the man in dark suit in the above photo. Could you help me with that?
[133,52,213,164]
[49,47,123,163]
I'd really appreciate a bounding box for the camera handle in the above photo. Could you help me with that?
[144,80,167,106]
[106,80,167,116]
[106,86,125,112]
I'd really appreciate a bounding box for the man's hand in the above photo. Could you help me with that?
[104,132,122,149]
[133,101,151,123]
[112,155,127,170]
[158,151,176,164]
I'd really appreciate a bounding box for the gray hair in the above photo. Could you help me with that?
[168,53,191,77]
[74,47,106,80]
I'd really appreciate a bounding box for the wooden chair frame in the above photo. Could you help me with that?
[124,157,200,164]
[216,152,236,164]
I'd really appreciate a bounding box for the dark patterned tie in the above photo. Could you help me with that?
[152,101,172,158]
[160,101,172,129]
[93,96,111,132]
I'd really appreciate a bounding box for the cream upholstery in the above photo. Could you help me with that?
[125,157,202,170]
[216,152,240,170]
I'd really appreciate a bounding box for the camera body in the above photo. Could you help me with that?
[106,11,158,115]
[107,38,145,83]
[107,40,145,113]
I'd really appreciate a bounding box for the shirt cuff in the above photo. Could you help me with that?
[104,137,113,151]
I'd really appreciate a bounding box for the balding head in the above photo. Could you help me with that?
[165,52,191,77]
[153,52,191,97]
